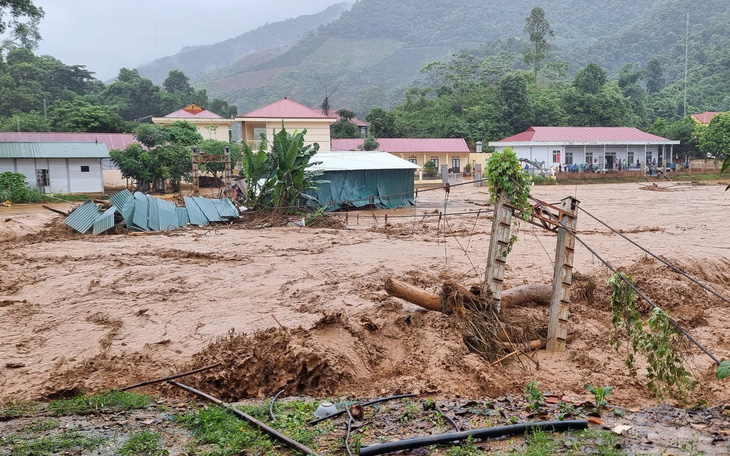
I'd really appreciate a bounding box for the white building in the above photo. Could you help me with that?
[0,142,109,193]
[489,127,680,171]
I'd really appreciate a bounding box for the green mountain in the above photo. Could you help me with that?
[142,0,728,118]
[136,3,352,84]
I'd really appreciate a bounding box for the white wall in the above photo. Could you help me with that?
[0,158,103,193]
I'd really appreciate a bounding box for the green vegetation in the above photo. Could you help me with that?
[241,125,322,212]
[0,171,42,203]
[46,390,151,415]
[608,272,697,399]
[584,384,613,412]
[2,431,104,456]
[22,418,58,433]
[1,399,40,419]
[118,431,168,456]
[523,381,545,412]
[179,400,328,455]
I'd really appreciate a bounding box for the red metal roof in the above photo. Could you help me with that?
[332,138,470,153]
[164,103,224,119]
[496,126,671,143]
[691,111,724,124]
[239,98,337,119]
[316,109,370,127]
[0,132,138,150]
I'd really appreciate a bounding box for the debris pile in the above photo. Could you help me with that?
[63,189,239,235]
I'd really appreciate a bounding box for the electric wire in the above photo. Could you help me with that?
[578,205,730,306]
[523,192,721,365]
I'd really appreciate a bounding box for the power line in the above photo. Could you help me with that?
[579,205,730,306]
[523,193,721,365]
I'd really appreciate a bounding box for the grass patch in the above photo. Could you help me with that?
[178,399,331,455]
[118,430,168,456]
[1,431,104,456]
[39,193,96,203]
[0,400,40,419]
[46,390,150,415]
[21,418,59,433]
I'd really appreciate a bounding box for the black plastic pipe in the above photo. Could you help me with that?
[358,419,588,456]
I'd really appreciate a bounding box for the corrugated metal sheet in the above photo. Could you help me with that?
[0,142,110,159]
[156,198,179,231]
[308,152,420,171]
[146,194,160,231]
[110,189,135,222]
[239,98,336,119]
[191,197,222,222]
[92,207,116,235]
[176,207,189,226]
[0,132,138,151]
[183,196,208,226]
[132,193,149,231]
[332,138,469,153]
[495,126,677,143]
[64,201,102,234]
[211,198,239,219]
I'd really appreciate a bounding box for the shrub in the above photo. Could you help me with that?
[0,172,42,203]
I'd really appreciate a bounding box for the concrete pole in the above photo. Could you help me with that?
[224,146,231,198]
[192,147,200,197]
[441,164,449,186]
[485,192,513,314]
[546,196,579,352]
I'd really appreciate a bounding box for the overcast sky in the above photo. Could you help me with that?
[29,0,344,81]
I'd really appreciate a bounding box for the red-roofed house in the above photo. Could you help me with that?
[236,98,337,151]
[691,111,724,125]
[153,103,234,142]
[489,126,680,171]
[332,137,473,181]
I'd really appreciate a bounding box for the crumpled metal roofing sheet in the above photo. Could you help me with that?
[176,207,189,226]
[64,200,102,234]
[184,196,208,226]
[132,192,149,231]
[210,198,238,219]
[156,198,179,231]
[110,189,134,222]
[190,197,222,223]
[92,207,116,235]
[146,194,160,231]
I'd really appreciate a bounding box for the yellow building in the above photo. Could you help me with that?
[153,104,234,142]
[236,98,337,151]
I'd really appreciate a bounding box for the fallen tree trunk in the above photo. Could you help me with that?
[385,279,551,313]
[42,205,70,217]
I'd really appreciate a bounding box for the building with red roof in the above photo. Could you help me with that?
[690,111,724,125]
[489,126,680,171]
[153,103,234,142]
[236,98,337,151]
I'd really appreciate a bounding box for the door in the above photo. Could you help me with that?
[606,155,615,170]
[451,158,460,173]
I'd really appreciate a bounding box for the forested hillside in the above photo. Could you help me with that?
[137,3,351,84]
[193,0,729,120]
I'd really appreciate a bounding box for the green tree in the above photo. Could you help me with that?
[573,63,607,95]
[362,134,379,151]
[0,111,49,131]
[522,6,554,86]
[0,0,43,35]
[330,108,362,138]
[699,112,730,159]
[645,57,664,94]
[498,72,532,135]
[423,160,437,176]
[365,107,401,137]
[49,99,129,132]
[162,70,193,95]
[197,139,243,179]
[208,98,237,118]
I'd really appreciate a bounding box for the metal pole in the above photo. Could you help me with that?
[546,196,579,352]
[224,146,231,198]
[192,147,200,197]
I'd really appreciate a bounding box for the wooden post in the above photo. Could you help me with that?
[224,146,231,198]
[546,196,579,352]
[485,192,513,313]
[192,147,200,197]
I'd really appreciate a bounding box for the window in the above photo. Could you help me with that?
[451,158,460,173]
[253,128,266,148]
[35,169,49,186]
[585,152,593,165]
[565,152,573,165]
[628,151,634,165]
[552,150,561,163]
[647,151,653,163]
[430,157,439,169]
[80,165,90,172]
[408,156,418,165]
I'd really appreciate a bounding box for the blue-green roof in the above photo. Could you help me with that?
[0,142,110,159]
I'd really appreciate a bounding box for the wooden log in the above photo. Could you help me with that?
[42,205,70,217]
[385,278,441,311]
[385,279,551,314]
